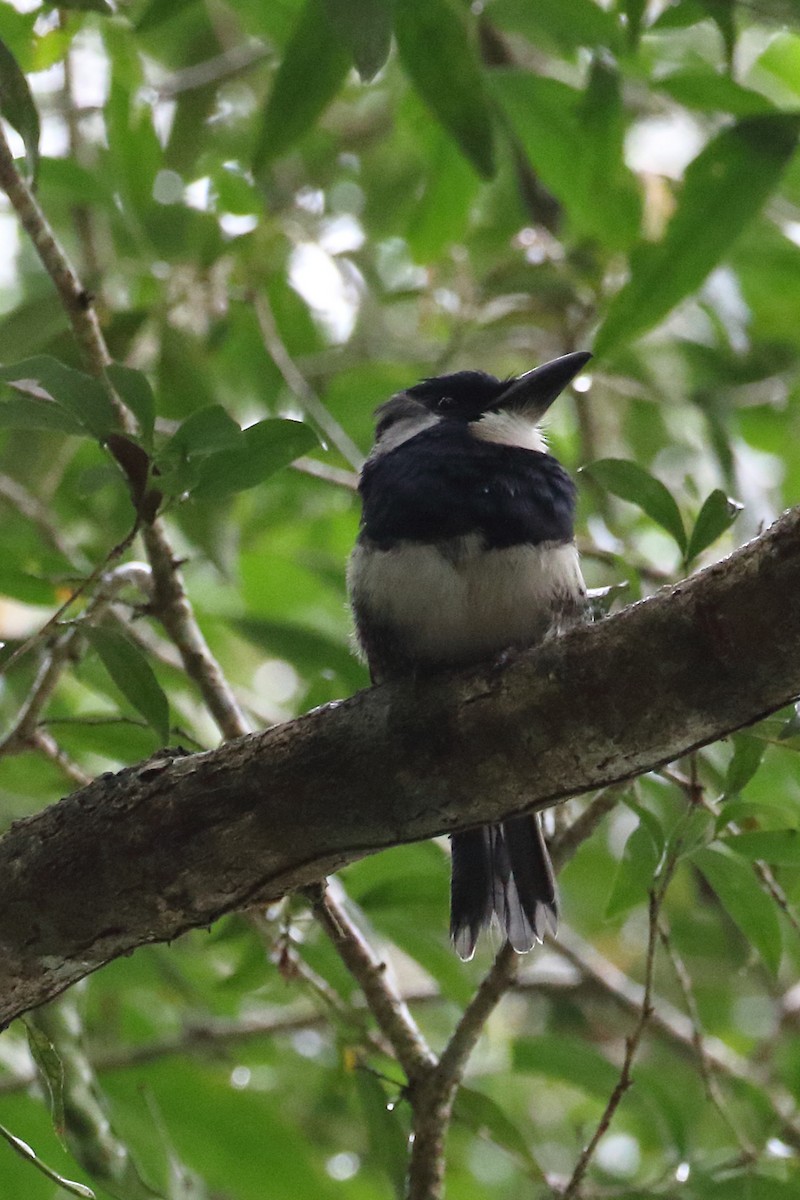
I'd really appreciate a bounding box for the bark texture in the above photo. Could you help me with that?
[2,508,800,1027]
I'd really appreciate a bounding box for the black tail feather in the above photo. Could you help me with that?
[450,827,494,960]
[450,815,557,960]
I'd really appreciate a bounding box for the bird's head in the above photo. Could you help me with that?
[371,351,591,456]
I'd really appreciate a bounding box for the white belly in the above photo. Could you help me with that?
[349,535,585,668]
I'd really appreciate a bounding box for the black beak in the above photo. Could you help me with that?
[497,351,591,421]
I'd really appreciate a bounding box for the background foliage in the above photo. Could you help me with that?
[1,0,800,1196]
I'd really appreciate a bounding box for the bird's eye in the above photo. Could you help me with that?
[437,396,456,412]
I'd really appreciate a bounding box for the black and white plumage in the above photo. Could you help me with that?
[348,352,590,960]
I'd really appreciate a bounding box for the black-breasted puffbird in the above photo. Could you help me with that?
[348,351,590,959]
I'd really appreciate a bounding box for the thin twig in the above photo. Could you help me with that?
[0,523,141,678]
[250,907,392,1056]
[552,929,800,1150]
[658,917,756,1158]
[0,562,152,754]
[292,456,358,491]
[30,730,93,787]
[551,784,626,869]
[0,473,79,563]
[153,40,270,98]
[252,290,364,471]
[0,127,120,401]
[62,28,101,281]
[562,886,663,1199]
[308,883,436,1083]
[575,537,672,585]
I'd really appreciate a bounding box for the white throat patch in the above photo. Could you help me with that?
[472,409,548,453]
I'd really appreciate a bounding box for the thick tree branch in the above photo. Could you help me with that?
[1,507,800,1028]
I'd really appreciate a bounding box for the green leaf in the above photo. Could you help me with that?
[666,806,715,861]
[323,0,392,81]
[621,0,647,45]
[353,1071,407,1193]
[0,395,86,435]
[406,124,480,262]
[656,70,776,117]
[163,404,242,459]
[253,0,350,170]
[724,732,766,796]
[606,821,660,919]
[488,0,620,53]
[692,845,782,973]
[156,406,243,498]
[395,0,495,179]
[84,626,170,744]
[23,1019,66,1141]
[454,1086,546,1177]
[722,830,800,865]
[512,1035,620,1099]
[625,796,666,853]
[698,0,735,68]
[190,419,318,500]
[595,115,800,357]
[233,617,366,689]
[581,458,687,552]
[779,707,800,742]
[575,56,642,249]
[47,0,113,10]
[134,0,197,33]
[106,364,156,446]
[0,356,119,440]
[0,567,57,605]
[756,32,800,99]
[0,37,40,183]
[0,1123,95,1198]
[685,489,743,564]
[717,797,790,833]
[490,69,639,250]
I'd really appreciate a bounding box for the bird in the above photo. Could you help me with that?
[347,351,590,960]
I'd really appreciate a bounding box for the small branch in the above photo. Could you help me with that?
[153,40,270,98]
[292,456,358,491]
[440,943,519,1084]
[141,521,251,740]
[0,562,153,755]
[61,29,101,281]
[552,929,800,1150]
[576,537,672,585]
[252,290,364,471]
[407,942,521,1200]
[0,127,119,402]
[249,907,394,1057]
[29,730,92,787]
[751,860,800,939]
[308,883,436,1083]
[551,784,627,868]
[0,522,141,678]
[0,473,79,563]
[562,884,663,1198]
[658,917,756,1158]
